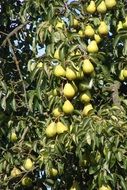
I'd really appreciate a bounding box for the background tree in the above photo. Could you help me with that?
[0,0,127,189]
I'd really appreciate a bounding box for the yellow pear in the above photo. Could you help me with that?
[24,158,33,171]
[105,0,116,9]
[82,104,93,116]
[87,40,99,53]
[119,70,124,81]
[50,168,58,177]
[62,100,74,114]
[98,21,108,35]
[73,18,79,27]
[82,59,94,74]
[22,177,32,186]
[54,65,66,77]
[52,108,61,117]
[11,167,21,178]
[99,185,112,190]
[55,21,64,30]
[123,17,127,28]
[63,83,75,98]
[10,132,17,142]
[78,30,85,37]
[94,34,101,43]
[54,49,60,59]
[75,50,81,56]
[84,25,95,37]
[37,62,43,68]
[66,67,77,80]
[80,91,91,103]
[56,121,68,134]
[86,1,96,14]
[117,21,123,32]
[45,122,57,137]
[97,1,107,13]
[123,69,127,78]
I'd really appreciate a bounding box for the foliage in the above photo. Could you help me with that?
[0,0,127,189]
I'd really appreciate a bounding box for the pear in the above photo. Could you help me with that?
[80,91,91,103]
[82,104,93,116]
[98,21,108,35]
[50,168,58,177]
[86,1,96,14]
[105,0,116,9]
[119,70,124,81]
[123,69,127,78]
[23,158,33,170]
[55,21,64,30]
[82,59,94,74]
[94,34,101,43]
[123,17,127,28]
[87,40,98,53]
[117,21,123,32]
[54,65,66,77]
[73,18,79,27]
[66,67,77,80]
[62,100,74,114]
[45,122,57,137]
[52,108,61,117]
[99,185,112,190]
[63,83,75,98]
[10,132,17,142]
[97,1,107,13]
[37,62,43,68]
[78,30,85,37]
[54,49,60,59]
[84,25,95,37]
[22,177,32,187]
[56,121,68,134]
[75,50,81,56]
[11,167,21,178]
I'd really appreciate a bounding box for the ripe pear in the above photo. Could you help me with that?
[37,62,43,68]
[105,0,116,9]
[54,65,66,77]
[54,49,60,59]
[117,21,123,32]
[82,59,94,74]
[63,83,75,98]
[80,91,91,103]
[50,168,58,177]
[55,21,64,30]
[56,121,68,134]
[52,108,61,117]
[123,69,127,78]
[11,167,21,178]
[66,67,77,80]
[45,122,57,137]
[10,132,17,142]
[78,30,85,37]
[75,50,81,56]
[99,185,112,190]
[24,158,33,171]
[22,177,32,187]
[94,34,101,43]
[87,40,99,53]
[97,1,107,13]
[62,100,74,114]
[119,70,124,81]
[123,17,127,28]
[98,21,108,35]
[86,1,96,14]
[82,104,93,116]
[84,25,94,37]
[73,18,79,27]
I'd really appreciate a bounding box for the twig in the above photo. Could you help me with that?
[18,126,29,146]
[7,38,28,106]
[0,21,29,47]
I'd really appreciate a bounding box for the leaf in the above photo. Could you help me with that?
[1,96,6,111]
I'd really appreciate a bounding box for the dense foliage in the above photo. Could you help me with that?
[0,0,127,189]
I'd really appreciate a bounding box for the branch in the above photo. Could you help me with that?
[0,21,29,47]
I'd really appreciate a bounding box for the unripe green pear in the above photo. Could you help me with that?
[50,168,58,177]
[84,25,95,37]
[45,122,57,137]
[86,1,96,14]
[105,0,116,9]
[78,30,85,37]
[54,65,66,77]
[98,21,108,35]
[56,121,68,134]
[63,83,76,98]
[23,158,33,171]
[66,67,77,80]
[22,177,32,187]
[97,1,107,13]
[87,40,99,53]
[119,70,124,81]
[10,132,17,142]
[62,100,74,114]
[82,59,94,74]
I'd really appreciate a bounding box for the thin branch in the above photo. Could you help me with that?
[7,38,28,107]
[1,21,29,47]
